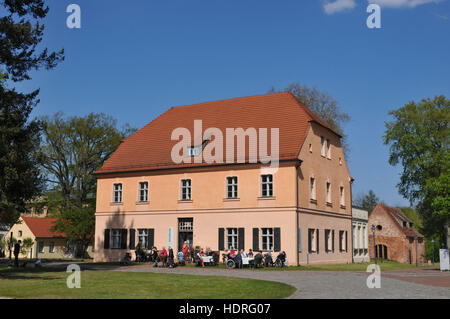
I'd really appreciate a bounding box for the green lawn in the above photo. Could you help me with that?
[0,267,295,299]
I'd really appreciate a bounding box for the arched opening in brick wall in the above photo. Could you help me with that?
[375,244,388,260]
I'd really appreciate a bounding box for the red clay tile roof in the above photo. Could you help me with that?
[96,92,339,174]
[21,217,66,238]
[376,204,424,238]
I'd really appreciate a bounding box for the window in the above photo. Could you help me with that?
[309,143,312,153]
[339,230,347,252]
[111,229,121,249]
[339,157,342,165]
[326,139,331,159]
[49,242,55,253]
[226,177,238,199]
[138,229,148,248]
[113,183,122,203]
[181,179,191,200]
[261,228,273,251]
[38,241,44,253]
[18,231,22,237]
[227,228,238,250]
[188,140,209,157]
[308,229,317,252]
[139,182,148,202]
[310,178,316,200]
[261,175,273,197]
[320,136,325,156]
[325,229,331,252]
[340,186,345,206]
[188,146,200,157]
[326,182,331,203]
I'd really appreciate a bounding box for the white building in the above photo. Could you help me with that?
[352,206,370,263]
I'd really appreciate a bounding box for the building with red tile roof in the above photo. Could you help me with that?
[368,204,426,264]
[94,92,353,265]
[4,216,94,259]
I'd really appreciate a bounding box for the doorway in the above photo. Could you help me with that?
[178,218,193,251]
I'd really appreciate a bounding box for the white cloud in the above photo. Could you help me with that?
[367,0,443,8]
[323,0,357,15]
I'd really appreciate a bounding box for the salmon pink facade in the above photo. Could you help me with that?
[94,93,353,265]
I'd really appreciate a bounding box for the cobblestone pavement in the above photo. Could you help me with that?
[115,265,450,299]
[381,268,450,288]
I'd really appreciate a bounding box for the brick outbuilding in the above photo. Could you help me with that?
[368,204,426,264]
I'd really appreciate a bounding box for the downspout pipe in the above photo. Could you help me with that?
[295,159,302,266]
[350,177,355,264]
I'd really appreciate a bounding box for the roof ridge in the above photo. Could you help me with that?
[167,92,291,110]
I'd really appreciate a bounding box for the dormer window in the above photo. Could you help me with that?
[403,221,407,227]
[188,139,210,157]
[188,146,201,157]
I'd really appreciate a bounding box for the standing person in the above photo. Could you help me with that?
[168,247,175,268]
[182,241,189,261]
[161,247,168,267]
[13,240,21,268]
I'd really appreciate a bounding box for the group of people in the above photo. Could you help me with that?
[134,242,286,268]
[224,248,287,268]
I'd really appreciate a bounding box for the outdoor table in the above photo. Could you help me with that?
[202,256,214,264]
[242,257,254,265]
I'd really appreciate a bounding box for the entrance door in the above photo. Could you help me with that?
[178,218,193,251]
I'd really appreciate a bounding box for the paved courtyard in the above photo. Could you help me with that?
[115,265,450,299]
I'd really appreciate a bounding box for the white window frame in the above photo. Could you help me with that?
[226,228,238,250]
[113,183,122,203]
[18,230,22,237]
[111,229,121,249]
[309,228,316,252]
[38,241,44,253]
[261,228,274,251]
[340,186,345,206]
[326,139,331,159]
[49,242,55,253]
[226,177,238,199]
[138,229,148,248]
[181,179,192,201]
[321,136,325,157]
[138,181,148,202]
[326,182,331,203]
[261,175,273,197]
[310,177,316,200]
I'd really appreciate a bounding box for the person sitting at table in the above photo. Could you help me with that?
[205,246,212,256]
[177,251,185,265]
[253,251,263,268]
[135,242,144,262]
[264,251,273,267]
[235,252,243,268]
[248,249,254,258]
[152,246,159,267]
[276,251,287,266]
[240,249,247,258]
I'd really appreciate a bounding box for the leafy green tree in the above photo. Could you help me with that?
[20,237,34,256]
[39,112,135,256]
[52,205,95,258]
[384,95,449,248]
[269,83,351,155]
[0,0,64,225]
[353,190,380,213]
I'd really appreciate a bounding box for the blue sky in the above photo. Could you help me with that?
[15,0,450,207]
